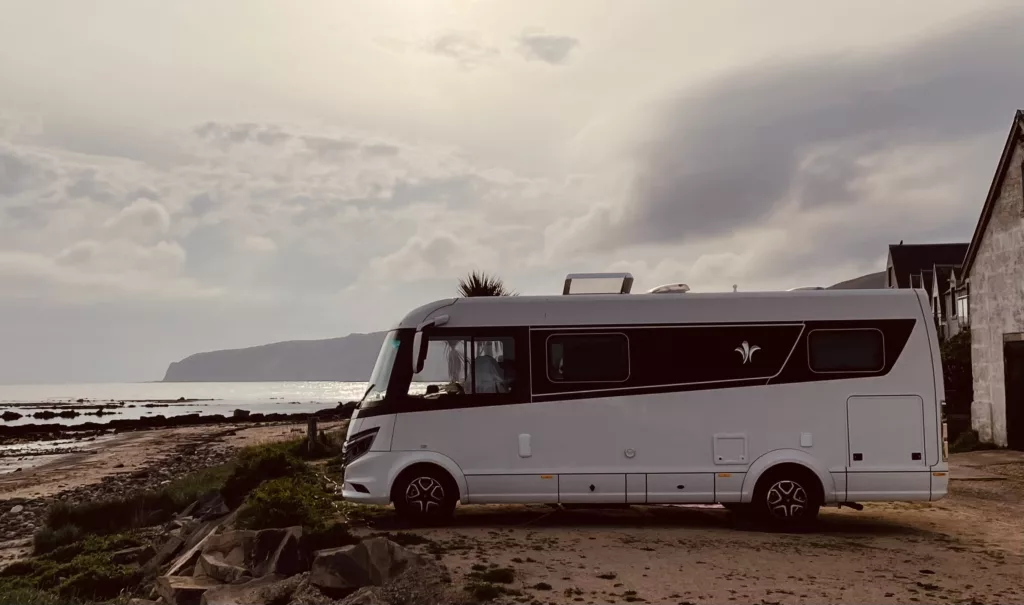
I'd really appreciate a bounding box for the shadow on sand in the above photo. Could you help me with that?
[363,503,932,538]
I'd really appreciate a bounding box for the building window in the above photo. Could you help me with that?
[957,295,970,325]
[807,329,885,373]
[547,333,630,382]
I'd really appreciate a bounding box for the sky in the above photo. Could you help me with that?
[1,0,1023,383]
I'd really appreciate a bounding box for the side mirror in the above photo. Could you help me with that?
[412,330,427,374]
[412,314,449,375]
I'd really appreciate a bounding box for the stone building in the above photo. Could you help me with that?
[961,109,1024,449]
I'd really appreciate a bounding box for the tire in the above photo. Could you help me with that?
[391,465,458,524]
[752,467,821,530]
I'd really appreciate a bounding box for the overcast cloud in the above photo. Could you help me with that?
[1,0,1022,382]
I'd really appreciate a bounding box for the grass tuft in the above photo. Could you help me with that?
[221,445,309,509]
[469,567,516,584]
[235,475,334,531]
[466,582,506,602]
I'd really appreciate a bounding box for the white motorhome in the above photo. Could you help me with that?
[341,275,949,527]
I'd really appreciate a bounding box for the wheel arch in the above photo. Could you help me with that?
[740,449,836,504]
[386,451,468,504]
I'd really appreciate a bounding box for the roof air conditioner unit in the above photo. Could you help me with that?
[562,272,633,295]
[647,283,690,294]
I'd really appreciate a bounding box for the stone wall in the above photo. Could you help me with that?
[970,137,1024,445]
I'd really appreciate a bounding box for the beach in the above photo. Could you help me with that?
[0,418,348,564]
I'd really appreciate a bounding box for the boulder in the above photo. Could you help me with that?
[195,530,256,582]
[201,530,257,568]
[200,573,303,605]
[310,538,419,596]
[286,574,336,605]
[168,518,200,541]
[340,586,385,605]
[145,535,184,574]
[178,499,200,518]
[111,544,156,565]
[166,520,223,577]
[197,553,251,584]
[252,526,304,578]
[156,576,223,605]
[231,409,251,419]
[195,492,230,521]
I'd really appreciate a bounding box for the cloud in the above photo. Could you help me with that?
[566,7,1024,256]
[243,235,277,253]
[0,246,215,303]
[363,232,500,284]
[0,145,54,195]
[103,198,171,244]
[194,122,294,147]
[423,31,500,68]
[1,117,575,314]
[516,29,580,65]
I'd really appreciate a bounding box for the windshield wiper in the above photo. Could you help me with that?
[360,383,375,401]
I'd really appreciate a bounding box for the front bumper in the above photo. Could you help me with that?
[341,451,398,505]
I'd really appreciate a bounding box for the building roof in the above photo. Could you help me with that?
[962,109,1024,279]
[888,243,969,288]
[828,271,886,290]
[932,264,958,299]
[921,270,933,295]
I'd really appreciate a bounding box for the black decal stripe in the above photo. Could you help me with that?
[355,318,918,417]
[531,323,805,395]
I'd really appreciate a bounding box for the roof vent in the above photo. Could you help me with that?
[647,283,690,294]
[563,272,633,295]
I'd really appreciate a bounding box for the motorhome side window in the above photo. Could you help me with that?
[807,329,884,372]
[412,335,517,395]
[547,333,629,382]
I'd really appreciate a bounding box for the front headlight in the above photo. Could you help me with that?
[342,427,380,466]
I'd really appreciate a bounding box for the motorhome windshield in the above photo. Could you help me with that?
[361,330,401,404]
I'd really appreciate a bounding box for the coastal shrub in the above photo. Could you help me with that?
[38,533,146,564]
[221,444,310,508]
[0,588,68,605]
[164,462,235,509]
[236,476,333,531]
[38,464,235,550]
[42,492,174,537]
[0,548,146,602]
[56,558,145,601]
[950,429,1003,453]
[32,524,83,556]
[250,433,344,461]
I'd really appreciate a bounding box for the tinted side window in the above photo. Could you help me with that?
[808,329,884,372]
[547,333,629,382]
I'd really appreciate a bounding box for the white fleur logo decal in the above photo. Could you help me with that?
[735,341,761,364]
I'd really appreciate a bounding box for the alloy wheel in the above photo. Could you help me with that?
[765,479,809,519]
[404,476,446,513]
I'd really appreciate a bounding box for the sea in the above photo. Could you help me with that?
[0,381,369,427]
